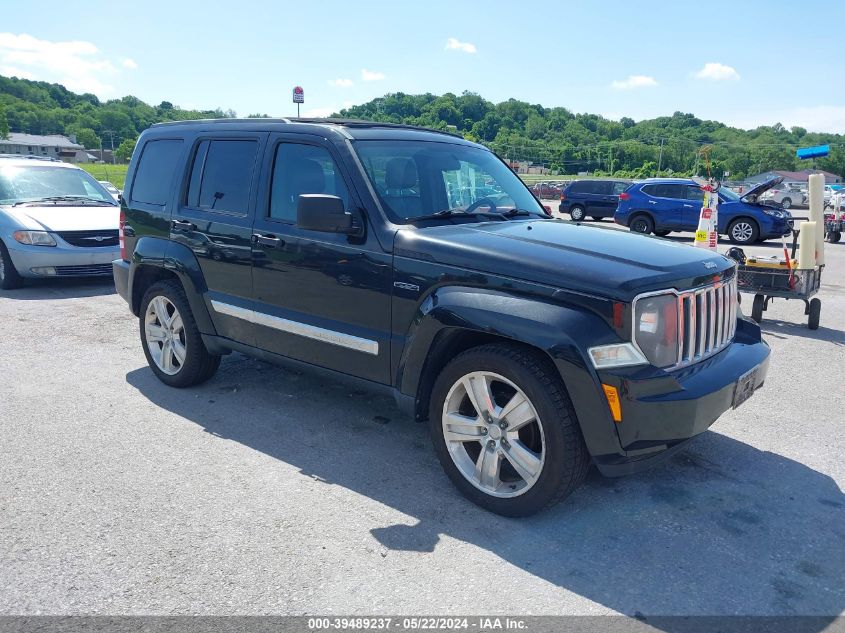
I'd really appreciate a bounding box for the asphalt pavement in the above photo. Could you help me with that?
[0,226,843,623]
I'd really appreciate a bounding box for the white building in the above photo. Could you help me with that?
[0,132,91,163]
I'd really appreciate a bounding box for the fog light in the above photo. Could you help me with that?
[30,266,57,276]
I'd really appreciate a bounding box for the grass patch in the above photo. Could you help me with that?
[80,164,129,190]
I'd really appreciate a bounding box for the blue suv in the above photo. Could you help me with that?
[614,177,792,244]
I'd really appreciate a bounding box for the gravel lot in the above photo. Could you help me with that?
[1,226,843,620]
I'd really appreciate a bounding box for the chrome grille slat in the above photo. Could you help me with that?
[633,276,738,372]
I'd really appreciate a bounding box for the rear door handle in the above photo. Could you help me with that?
[683,204,694,208]
[649,200,658,205]
[172,219,196,230]
[252,233,284,247]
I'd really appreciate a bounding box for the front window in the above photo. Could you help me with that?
[720,187,740,202]
[0,164,116,206]
[354,140,544,222]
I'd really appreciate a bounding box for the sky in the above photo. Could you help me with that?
[2,0,844,133]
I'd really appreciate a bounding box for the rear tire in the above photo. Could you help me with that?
[827,230,841,243]
[139,280,221,387]
[591,216,603,222]
[751,294,764,324]
[808,298,821,330]
[569,205,585,221]
[428,343,590,517]
[0,240,24,290]
[781,197,792,209]
[629,214,654,235]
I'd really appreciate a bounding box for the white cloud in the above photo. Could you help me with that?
[0,65,35,80]
[327,78,353,88]
[0,32,118,96]
[695,62,740,81]
[610,75,658,91]
[121,58,137,69]
[361,68,385,81]
[445,37,477,54]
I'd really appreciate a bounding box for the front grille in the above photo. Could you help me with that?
[676,277,738,368]
[54,264,113,277]
[57,230,119,248]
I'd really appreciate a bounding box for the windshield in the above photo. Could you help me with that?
[0,164,116,206]
[720,187,740,201]
[354,140,544,222]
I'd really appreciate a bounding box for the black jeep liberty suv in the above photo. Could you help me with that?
[113,119,770,516]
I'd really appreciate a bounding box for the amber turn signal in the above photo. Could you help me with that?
[602,384,622,423]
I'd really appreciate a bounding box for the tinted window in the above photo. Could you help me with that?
[131,139,184,205]
[186,139,257,213]
[642,183,686,199]
[269,143,349,222]
[611,181,628,195]
[685,185,704,202]
[568,181,589,194]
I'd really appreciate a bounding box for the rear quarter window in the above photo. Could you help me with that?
[131,139,184,206]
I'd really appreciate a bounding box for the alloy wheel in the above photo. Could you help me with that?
[441,371,546,498]
[144,296,187,375]
[731,222,754,242]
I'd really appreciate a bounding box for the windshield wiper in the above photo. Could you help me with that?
[404,209,506,223]
[13,195,113,207]
[501,208,548,218]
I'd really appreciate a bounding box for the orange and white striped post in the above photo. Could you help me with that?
[694,182,719,250]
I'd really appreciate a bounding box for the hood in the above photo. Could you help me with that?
[395,220,735,301]
[0,204,119,232]
[741,176,783,203]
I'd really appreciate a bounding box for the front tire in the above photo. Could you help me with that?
[569,205,585,221]
[139,280,221,387]
[728,218,759,245]
[428,344,590,517]
[781,197,792,209]
[808,298,821,330]
[0,240,24,290]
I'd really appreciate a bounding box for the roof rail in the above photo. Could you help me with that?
[0,154,62,162]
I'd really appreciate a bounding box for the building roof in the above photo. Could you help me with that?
[1,132,83,149]
[751,169,840,182]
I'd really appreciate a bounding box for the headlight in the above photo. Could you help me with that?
[762,209,783,217]
[634,293,679,368]
[12,230,57,246]
[588,343,648,369]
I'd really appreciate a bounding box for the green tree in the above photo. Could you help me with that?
[0,105,9,139]
[114,138,137,163]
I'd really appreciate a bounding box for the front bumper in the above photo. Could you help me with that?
[591,317,770,476]
[6,241,119,278]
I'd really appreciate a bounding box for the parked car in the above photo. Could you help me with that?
[114,119,768,516]
[98,180,122,202]
[530,181,564,199]
[615,177,792,244]
[559,179,629,221]
[759,185,806,209]
[0,156,120,289]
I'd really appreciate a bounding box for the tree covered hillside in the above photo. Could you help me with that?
[0,74,234,158]
[1,75,842,179]
[339,92,845,179]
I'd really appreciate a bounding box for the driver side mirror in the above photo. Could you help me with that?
[296,194,357,234]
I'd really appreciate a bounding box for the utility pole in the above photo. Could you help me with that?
[102,130,116,164]
[657,138,664,173]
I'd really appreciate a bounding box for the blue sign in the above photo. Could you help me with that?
[796,145,830,160]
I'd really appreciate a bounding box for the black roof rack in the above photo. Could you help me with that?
[151,117,464,138]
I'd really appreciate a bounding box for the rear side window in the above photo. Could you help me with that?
[131,139,184,206]
[186,139,258,214]
[269,143,349,222]
[642,183,686,199]
[611,182,628,195]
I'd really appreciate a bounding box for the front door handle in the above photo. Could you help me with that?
[649,200,658,205]
[172,219,196,230]
[683,204,694,208]
[253,233,284,248]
